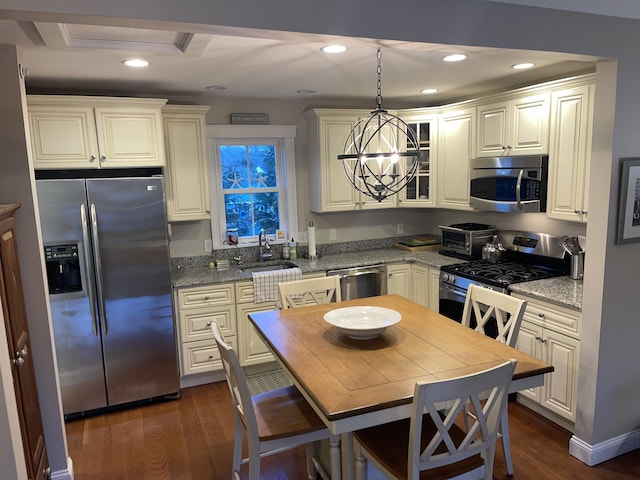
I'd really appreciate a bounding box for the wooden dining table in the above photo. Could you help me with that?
[248,294,553,479]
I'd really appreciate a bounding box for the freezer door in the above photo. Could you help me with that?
[86,177,178,407]
[35,179,108,414]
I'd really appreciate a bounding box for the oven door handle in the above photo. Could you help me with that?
[515,169,524,210]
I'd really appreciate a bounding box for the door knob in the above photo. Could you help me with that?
[12,347,28,367]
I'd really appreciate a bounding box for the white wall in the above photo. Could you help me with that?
[2,0,640,466]
[0,45,69,478]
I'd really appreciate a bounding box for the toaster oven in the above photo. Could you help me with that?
[439,223,497,259]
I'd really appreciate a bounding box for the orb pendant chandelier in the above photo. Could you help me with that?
[338,48,419,202]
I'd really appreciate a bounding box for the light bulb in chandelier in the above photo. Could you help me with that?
[337,48,419,202]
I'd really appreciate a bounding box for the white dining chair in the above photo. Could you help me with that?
[353,359,517,480]
[278,275,342,309]
[211,320,333,480]
[461,283,527,475]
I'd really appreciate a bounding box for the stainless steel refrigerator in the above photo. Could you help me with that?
[36,172,179,416]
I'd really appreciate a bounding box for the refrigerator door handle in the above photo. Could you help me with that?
[90,204,108,336]
[81,204,100,337]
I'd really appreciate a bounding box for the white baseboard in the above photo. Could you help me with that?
[50,456,74,480]
[570,428,640,466]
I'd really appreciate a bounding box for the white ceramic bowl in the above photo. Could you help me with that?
[323,306,401,340]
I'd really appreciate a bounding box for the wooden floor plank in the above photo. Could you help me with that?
[66,382,640,480]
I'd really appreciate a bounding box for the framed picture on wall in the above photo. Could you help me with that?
[616,157,640,244]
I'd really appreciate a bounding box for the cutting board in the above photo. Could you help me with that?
[393,237,441,252]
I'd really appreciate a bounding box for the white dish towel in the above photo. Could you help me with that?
[252,267,302,304]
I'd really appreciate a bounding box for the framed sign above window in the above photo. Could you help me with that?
[616,157,640,244]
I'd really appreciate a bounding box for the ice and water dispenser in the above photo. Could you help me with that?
[44,244,82,294]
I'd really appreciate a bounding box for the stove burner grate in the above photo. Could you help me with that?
[441,260,564,287]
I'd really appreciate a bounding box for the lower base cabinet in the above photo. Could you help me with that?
[176,284,236,375]
[176,272,328,377]
[512,293,581,425]
[387,263,411,297]
[410,263,440,311]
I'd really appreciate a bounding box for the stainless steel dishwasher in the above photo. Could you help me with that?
[327,264,387,300]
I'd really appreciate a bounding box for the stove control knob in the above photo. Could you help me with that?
[442,273,449,282]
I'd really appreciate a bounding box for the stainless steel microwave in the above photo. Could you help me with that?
[469,155,548,212]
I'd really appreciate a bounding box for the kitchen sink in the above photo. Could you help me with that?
[239,261,299,273]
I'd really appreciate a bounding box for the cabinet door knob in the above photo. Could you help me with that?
[89,155,96,162]
[203,295,210,300]
[100,155,107,162]
[538,313,545,318]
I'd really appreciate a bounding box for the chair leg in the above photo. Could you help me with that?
[306,443,319,480]
[232,415,243,478]
[501,409,514,476]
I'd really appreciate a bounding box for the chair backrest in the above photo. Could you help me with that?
[278,275,342,309]
[461,284,527,347]
[409,359,517,479]
[211,321,259,440]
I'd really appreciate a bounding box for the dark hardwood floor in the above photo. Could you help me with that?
[66,381,640,479]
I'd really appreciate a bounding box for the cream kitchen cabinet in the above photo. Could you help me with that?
[27,95,167,169]
[476,92,550,157]
[387,263,411,298]
[410,263,439,311]
[235,272,326,367]
[162,105,212,221]
[304,108,397,212]
[398,113,438,207]
[437,106,476,210]
[547,84,595,223]
[175,283,237,376]
[512,293,581,426]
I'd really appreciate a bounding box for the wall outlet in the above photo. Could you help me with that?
[204,239,213,253]
[329,229,337,241]
[397,223,404,234]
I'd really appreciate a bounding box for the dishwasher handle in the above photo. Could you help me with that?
[326,264,387,278]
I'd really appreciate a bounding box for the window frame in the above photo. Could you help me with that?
[207,125,298,249]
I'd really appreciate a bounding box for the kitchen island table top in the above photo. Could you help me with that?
[249,294,553,432]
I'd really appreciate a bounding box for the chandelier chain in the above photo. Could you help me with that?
[376,48,383,110]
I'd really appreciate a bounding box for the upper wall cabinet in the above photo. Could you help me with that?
[476,92,550,157]
[305,108,398,212]
[162,105,211,222]
[398,112,438,208]
[27,95,167,169]
[547,83,595,223]
[437,106,476,211]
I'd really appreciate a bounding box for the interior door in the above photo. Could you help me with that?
[0,206,49,480]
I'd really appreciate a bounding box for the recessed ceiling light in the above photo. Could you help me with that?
[322,45,347,54]
[512,62,535,70]
[442,54,467,62]
[205,85,227,91]
[122,58,149,68]
[421,88,438,95]
[297,89,316,94]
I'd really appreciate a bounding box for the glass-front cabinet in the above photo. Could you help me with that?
[398,113,436,207]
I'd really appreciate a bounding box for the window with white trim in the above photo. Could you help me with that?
[207,125,298,248]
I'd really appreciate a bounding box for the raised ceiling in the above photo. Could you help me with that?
[2,18,599,107]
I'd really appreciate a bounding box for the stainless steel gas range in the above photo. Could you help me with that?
[439,231,569,331]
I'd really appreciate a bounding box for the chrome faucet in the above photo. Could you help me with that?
[258,228,273,262]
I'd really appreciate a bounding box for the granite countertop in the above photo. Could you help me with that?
[509,276,583,311]
[171,248,583,311]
